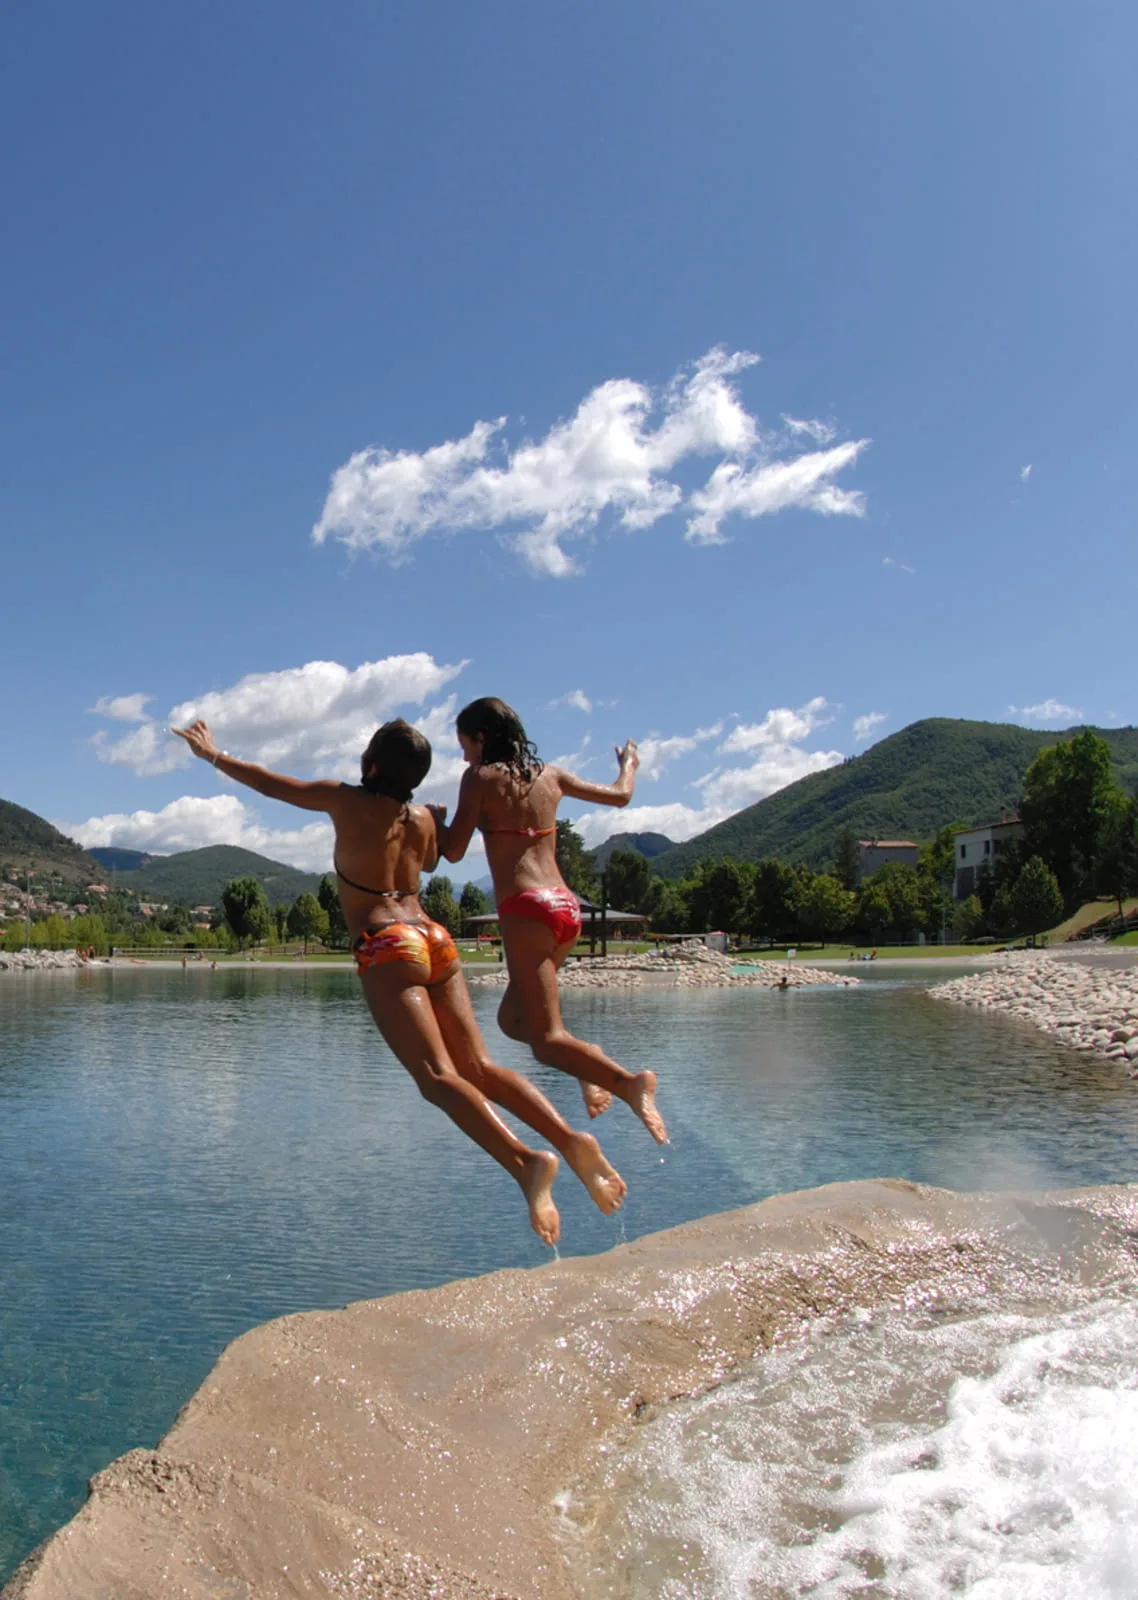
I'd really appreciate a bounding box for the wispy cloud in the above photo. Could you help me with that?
[59,795,338,874]
[883,556,916,575]
[853,711,888,742]
[548,688,593,714]
[1020,464,1033,482]
[637,723,723,781]
[313,348,869,577]
[572,698,843,848]
[89,693,151,724]
[1009,698,1082,725]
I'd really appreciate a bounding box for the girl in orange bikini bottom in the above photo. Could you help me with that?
[496,887,583,945]
[352,918,458,982]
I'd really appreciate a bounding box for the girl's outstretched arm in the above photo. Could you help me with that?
[173,721,344,813]
[434,767,481,863]
[556,739,639,808]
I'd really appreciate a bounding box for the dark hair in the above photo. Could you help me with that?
[360,719,432,802]
[456,696,543,781]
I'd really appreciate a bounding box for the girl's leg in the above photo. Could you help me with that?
[430,967,626,1215]
[358,966,560,1244]
[497,948,611,1120]
[498,917,668,1144]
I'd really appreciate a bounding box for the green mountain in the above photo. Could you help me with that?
[0,798,103,884]
[652,718,1138,878]
[87,847,154,873]
[590,830,676,868]
[112,846,324,906]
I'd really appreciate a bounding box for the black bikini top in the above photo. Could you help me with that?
[333,857,419,898]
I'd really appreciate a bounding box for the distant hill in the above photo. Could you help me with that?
[652,719,1138,878]
[589,831,676,869]
[0,798,103,884]
[87,847,154,873]
[112,845,324,906]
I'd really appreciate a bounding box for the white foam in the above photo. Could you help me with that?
[574,1296,1138,1599]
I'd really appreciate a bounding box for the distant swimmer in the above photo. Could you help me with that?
[173,717,627,1246]
[433,697,666,1145]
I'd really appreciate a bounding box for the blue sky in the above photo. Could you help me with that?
[3,0,1135,873]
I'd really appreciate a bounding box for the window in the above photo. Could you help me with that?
[960,844,967,859]
[984,840,991,855]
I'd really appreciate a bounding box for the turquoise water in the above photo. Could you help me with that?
[3,965,1138,1581]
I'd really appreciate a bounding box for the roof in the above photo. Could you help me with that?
[858,840,918,849]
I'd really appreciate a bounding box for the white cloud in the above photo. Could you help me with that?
[548,688,593,714]
[312,348,869,577]
[718,697,831,754]
[88,653,467,780]
[1009,699,1082,725]
[550,733,593,772]
[58,794,338,874]
[571,698,843,847]
[1021,464,1032,482]
[853,711,889,742]
[89,693,151,723]
[883,556,916,575]
[637,723,723,781]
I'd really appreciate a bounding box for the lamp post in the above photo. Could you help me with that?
[25,863,32,950]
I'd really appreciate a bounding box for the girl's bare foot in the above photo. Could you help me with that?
[581,1081,612,1119]
[621,1070,668,1144]
[520,1151,561,1246]
[563,1131,627,1215]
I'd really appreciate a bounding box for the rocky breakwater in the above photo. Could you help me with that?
[0,950,84,974]
[469,941,858,990]
[5,1180,1136,1600]
[931,953,1138,1075]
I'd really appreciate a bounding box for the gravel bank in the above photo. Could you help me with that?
[467,941,858,990]
[0,950,84,974]
[930,953,1138,1075]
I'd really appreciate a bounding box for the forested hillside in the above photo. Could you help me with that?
[0,798,103,883]
[652,719,1138,877]
[111,845,323,905]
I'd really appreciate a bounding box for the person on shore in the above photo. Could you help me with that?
[433,697,667,1144]
[172,717,627,1245]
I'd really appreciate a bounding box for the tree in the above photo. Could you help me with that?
[221,876,273,948]
[832,827,862,891]
[318,875,349,948]
[953,894,985,941]
[158,902,193,936]
[1021,729,1121,905]
[688,858,752,935]
[856,863,924,939]
[747,859,800,941]
[287,892,329,953]
[1095,794,1138,919]
[1007,856,1064,935]
[796,874,854,941]
[421,874,460,934]
[644,876,691,934]
[604,850,654,913]
[556,820,598,899]
[459,881,491,919]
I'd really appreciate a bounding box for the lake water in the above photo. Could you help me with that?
[3,965,1138,1584]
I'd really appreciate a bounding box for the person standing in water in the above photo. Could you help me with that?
[434,697,667,1144]
[172,717,627,1245]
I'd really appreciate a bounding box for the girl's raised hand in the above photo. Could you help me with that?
[617,739,639,772]
[172,720,218,763]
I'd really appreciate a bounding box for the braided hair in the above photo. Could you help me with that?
[456,697,543,782]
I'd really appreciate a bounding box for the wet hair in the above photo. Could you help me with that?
[456,696,543,781]
[360,719,432,802]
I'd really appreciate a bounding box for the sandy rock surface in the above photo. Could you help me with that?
[5,1179,1135,1600]
[468,941,858,990]
[930,953,1138,1074]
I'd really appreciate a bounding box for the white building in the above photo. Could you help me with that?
[954,811,1024,900]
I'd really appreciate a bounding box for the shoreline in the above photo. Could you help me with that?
[5,1179,1135,1600]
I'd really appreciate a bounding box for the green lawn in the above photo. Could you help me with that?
[734,944,999,962]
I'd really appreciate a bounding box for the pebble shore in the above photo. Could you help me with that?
[930,953,1138,1077]
[0,949,84,973]
[467,940,859,990]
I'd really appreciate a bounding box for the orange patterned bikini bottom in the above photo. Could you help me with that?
[352,919,458,984]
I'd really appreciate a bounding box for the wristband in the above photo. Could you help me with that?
[210,750,229,767]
